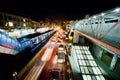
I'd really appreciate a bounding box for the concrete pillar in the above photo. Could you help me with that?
[109,54,118,71]
[93,44,103,59]
[99,49,103,59]
[73,31,79,44]
[79,36,85,45]
[81,37,85,44]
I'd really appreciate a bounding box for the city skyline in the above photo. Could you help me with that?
[0,0,119,21]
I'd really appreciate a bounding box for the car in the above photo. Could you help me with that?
[51,37,57,44]
[58,44,64,51]
[56,39,62,45]
[51,39,56,43]
[57,43,66,55]
[57,52,66,63]
[49,67,63,80]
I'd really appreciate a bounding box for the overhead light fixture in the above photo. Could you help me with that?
[114,8,120,12]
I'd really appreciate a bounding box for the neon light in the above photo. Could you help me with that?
[95,67,102,74]
[79,60,83,65]
[81,67,85,74]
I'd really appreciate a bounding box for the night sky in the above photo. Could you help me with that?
[0,0,120,21]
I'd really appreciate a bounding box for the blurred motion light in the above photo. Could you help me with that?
[41,47,54,61]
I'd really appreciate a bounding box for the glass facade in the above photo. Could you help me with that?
[71,45,106,80]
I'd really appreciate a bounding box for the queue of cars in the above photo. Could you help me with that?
[57,52,66,63]
[49,30,67,80]
[56,31,66,64]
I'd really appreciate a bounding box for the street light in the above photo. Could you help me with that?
[12,71,17,80]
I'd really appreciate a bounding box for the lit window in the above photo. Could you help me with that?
[79,50,82,55]
[100,75,105,80]
[23,23,26,27]
[87,55,94,60]
[8,22,13,27]
[81,50,84,55]
[95,75,101,80]
[79,60,83,65]
[86,75,92,80]
[92,67,98,74]
[84,67,89,74]
[81,67,85,74]
[85,60,91,66]
[79,46,83,49]
[82,75,89,80]
[92,61,97,66]
[76,50,80,54]
[80,55,84,59]
[23,19,26,22]
[89,61,94,66]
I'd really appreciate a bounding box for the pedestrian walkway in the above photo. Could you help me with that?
[68,44,106,80]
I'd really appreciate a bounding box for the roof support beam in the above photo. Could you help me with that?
[75,30,120,56]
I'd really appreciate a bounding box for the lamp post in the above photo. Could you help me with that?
[12,71,17,80]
